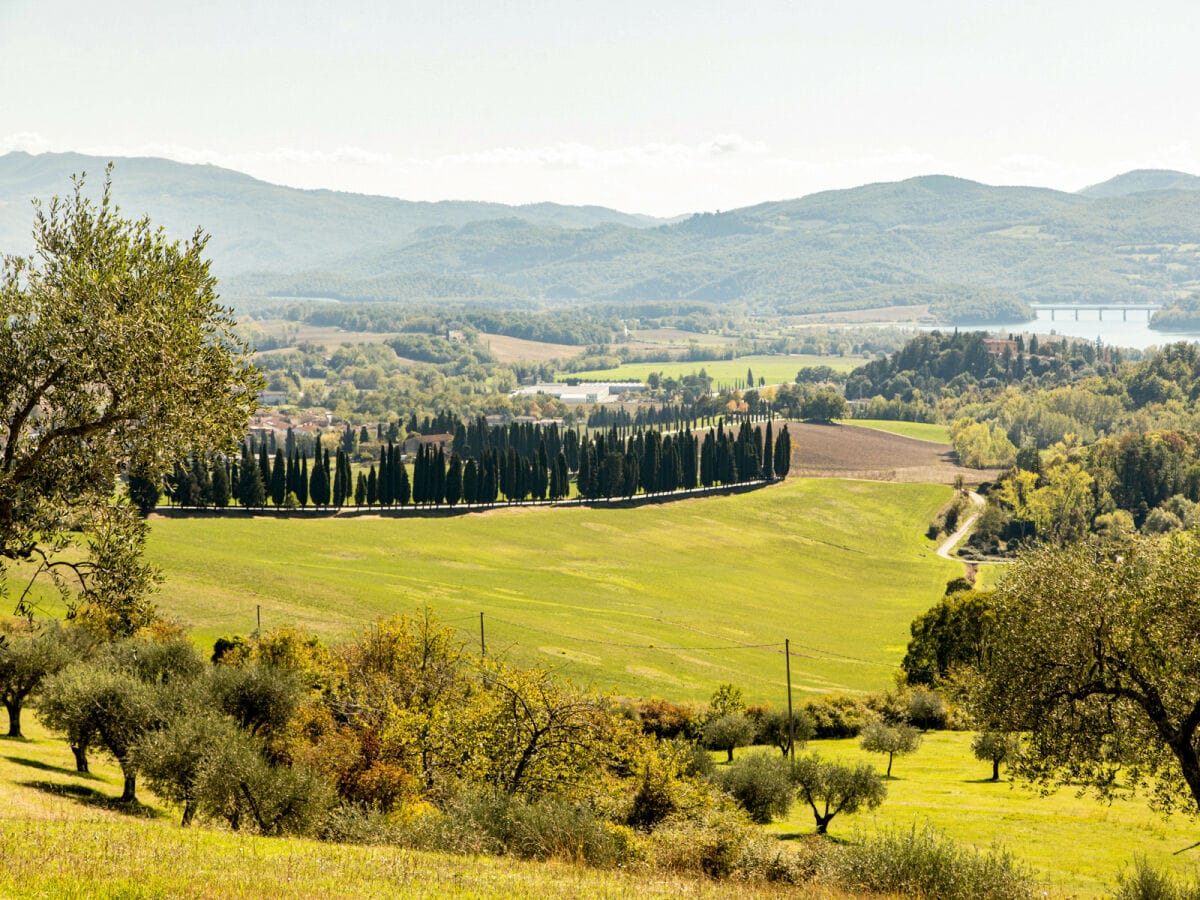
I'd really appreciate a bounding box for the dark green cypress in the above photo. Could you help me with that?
[367,465,378,506]
[270,450,287,507]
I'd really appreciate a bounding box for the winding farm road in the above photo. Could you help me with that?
[937,491,985,561]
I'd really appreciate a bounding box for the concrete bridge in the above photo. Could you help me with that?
[1031,304,1162,321]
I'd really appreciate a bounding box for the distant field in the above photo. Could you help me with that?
[478,333,588,363]
[565,354,861,385]
[769,730,1200,897]
[250,319,400,350]
[143,479,958,703]
[839,419,951,444]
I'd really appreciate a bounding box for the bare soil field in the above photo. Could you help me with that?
[786,421,1002,484]
[478,333,587,362]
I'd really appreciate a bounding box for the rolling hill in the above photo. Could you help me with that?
[4,151,1200,321]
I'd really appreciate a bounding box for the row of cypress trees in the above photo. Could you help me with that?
[160,420,792,510]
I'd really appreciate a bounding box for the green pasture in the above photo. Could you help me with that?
[766,730,1200,897]
[973,562,1010,590]
[840,419,952,444]
[142,479,959,703]
[564,353,859,385]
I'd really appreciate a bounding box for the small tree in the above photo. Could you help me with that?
[717,750,794,823]
[758,708,815,757]
[37,662,163,801]
[708,683,746,718]
[0,621,76,737]
[135,707,242,826]
[860,720,921,777]
[972,731,1021,782]
[703,713,756,763]
[792,753,887,835]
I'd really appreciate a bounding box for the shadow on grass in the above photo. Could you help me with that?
[0,735,32,743]
[5,755,100,780]
[963,776,1009,784]
[20,779,162,818]
[776,830,851,844]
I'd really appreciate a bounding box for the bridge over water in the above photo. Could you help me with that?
[1030,303,1162,321]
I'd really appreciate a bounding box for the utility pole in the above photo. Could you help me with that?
[256,604,261,634]
[785,638,795,763]
[480,611,486,657]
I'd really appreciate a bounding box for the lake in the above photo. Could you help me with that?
[961,306,1200,351]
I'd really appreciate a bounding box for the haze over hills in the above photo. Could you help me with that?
[3,151,1200,322]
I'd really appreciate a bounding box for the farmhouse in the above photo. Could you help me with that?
[403,432,454,455]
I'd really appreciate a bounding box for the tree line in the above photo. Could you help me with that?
[151,419,793,511]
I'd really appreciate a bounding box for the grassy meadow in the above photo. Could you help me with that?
[763,730,1200,897]
[138,478,959,704]
[564,354,859,385]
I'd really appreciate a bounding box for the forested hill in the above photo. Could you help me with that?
[0,151,667,277]
[4,152,1200,321]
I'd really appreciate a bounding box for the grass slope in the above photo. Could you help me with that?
[564,354,859,385]
[768,731,1200,897]
[0,724,808,900]
[142,479,958,703]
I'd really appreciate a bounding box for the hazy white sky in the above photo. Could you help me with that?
[2,0,1197,215]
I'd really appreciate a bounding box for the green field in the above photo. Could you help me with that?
[565,354,860,385]
[840,419,952,444]
[141,479,958,703]
[766,730,1200,897]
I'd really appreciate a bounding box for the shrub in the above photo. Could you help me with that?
[908,688,948,730]
[635,698,699,740]
[1111,857,1200,900]
[401,790,631,867]
[804,695,869,738]
[825,825,1036,899]
[716,751,794,823]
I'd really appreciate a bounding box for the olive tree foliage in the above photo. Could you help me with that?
[792,753,887,835]
[0,170,260,628]
[971,732,1021,782]
[970,533,1200,815]
[715,751,794,823]
[0,619,76,737]
[860,721,922,778]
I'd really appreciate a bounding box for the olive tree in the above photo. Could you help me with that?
[0,620,75,737]
[792,753,887,835]
[860,720,922,778]
[703,713,757,763]
[971,533,1200,814]
[0,170,260,628]
[971,732,1020,782]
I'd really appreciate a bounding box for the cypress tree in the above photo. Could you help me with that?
[446,454,463,506]
[775,425,792,477]
[298,454,309,507]
[354,472,367,507]
[258,442,271,488]
[239,447,266,508]
[212,457,230,508]
[762,422,775,480]
[397,456,411,506]
[367,465,378,506]
[463,458,478,504]
[379,444,393,506]
[270,450,287,506]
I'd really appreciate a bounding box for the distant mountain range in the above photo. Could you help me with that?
[3,151,1200,323]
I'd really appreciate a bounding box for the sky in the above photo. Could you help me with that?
[1,0,1198,216]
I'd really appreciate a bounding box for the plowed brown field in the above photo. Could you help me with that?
[786,421,1001,484]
